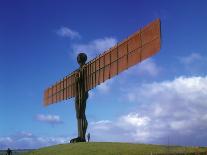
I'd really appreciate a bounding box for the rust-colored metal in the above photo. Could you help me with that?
[83,18,161,91]
[44,18,161,106]
[44,71,77,106]
[128,48,141,68]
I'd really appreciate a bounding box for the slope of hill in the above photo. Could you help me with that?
[23,142,206,155]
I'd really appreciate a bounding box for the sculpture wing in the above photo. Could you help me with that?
[44,18,161,106]
[44,69,78,106]
[84,19,161,91]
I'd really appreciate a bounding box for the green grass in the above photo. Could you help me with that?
[0,149,33,155]
[23,142,207,155]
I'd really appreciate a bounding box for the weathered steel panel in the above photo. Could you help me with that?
[52,85,57,103]
[105,52,110,65]
[104,65,110,81]
[48,91,51,104]
[56,81,60,102]
[51,86,55,104]
[44,72,78,105]
[71,75,75,97]
[90,62,93,90]
[110,61,117,77]
[70,76,73,98]
[84,66,87,91]
[59,82,61,101]
[56,86,59,102]
[128,32,141,52]
[49,87,52,104]
[66,77,70,99]
[100,56,104,69]
[71,76,73,98]
[86,63,90,90]
[88,62,91,90]
[86,64,89,91]
[118,41,128,58]
[141,19,160,45]
[74,74,77,97]
[89,61,96,89]
[57,85,60,102]
[63,78,67,100]
[96,57,100,71]
[118,55,128,73]
[48,87,52,98]
[95,68,100,86]
[67,77,70,99]
[60,80,64,101]
[99,68,104,83]
[92,58,97,88]
[60,81,63,101]
[141,37,160,61]
[95,58,99,86]
[128,48,141,68]
[91,63,94,89]
[62,80,65,100]
[88,61,92,90]
[70,74,76,97]
[111,46,118,62]
[59,91,62,101]
[87,64,90,90]
[91,72,95,89]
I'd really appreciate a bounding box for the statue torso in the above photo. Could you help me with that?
[75,65,88,100]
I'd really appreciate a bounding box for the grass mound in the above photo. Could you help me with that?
[23,142,206,155]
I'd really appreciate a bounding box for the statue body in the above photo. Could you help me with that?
[75,65,88,141]
[70,53,88,143]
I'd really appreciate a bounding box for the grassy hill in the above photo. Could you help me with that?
[23,142,206,155]
[0,149,34,155]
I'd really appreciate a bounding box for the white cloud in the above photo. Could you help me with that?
[91,120,112,130]
[124,58,160,78]
[137,59,160,76]
[89,76,207,146]
[89,114,152,143]
[72,37,117,59]
[179,53,202,64]
[56,27,81,39]
[97,79,114,94]
[36,114,63,124]
[178,53,207,74]
[119,113,150,127]
[0,132,69,149]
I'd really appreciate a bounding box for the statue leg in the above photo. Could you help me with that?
[76,98,87,141]
[80,99,88,139]
[70,97,84,143]
[70,92,88,143]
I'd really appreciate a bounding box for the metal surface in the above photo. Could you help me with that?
[44,18,161,106]
[84,18,161,91]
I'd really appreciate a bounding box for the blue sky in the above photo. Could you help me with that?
[1,0,207,149]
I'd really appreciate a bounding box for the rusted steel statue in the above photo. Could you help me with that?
[70,53,88,142]
[44,19,161,143]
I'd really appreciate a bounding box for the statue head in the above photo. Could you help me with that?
[77,53,87,67]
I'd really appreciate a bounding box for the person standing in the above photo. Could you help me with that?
[6,148,12,155]
[87,133,90,142]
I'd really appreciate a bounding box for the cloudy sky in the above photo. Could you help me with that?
[1,0,207,149]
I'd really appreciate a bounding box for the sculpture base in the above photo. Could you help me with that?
[70,137,86,143]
